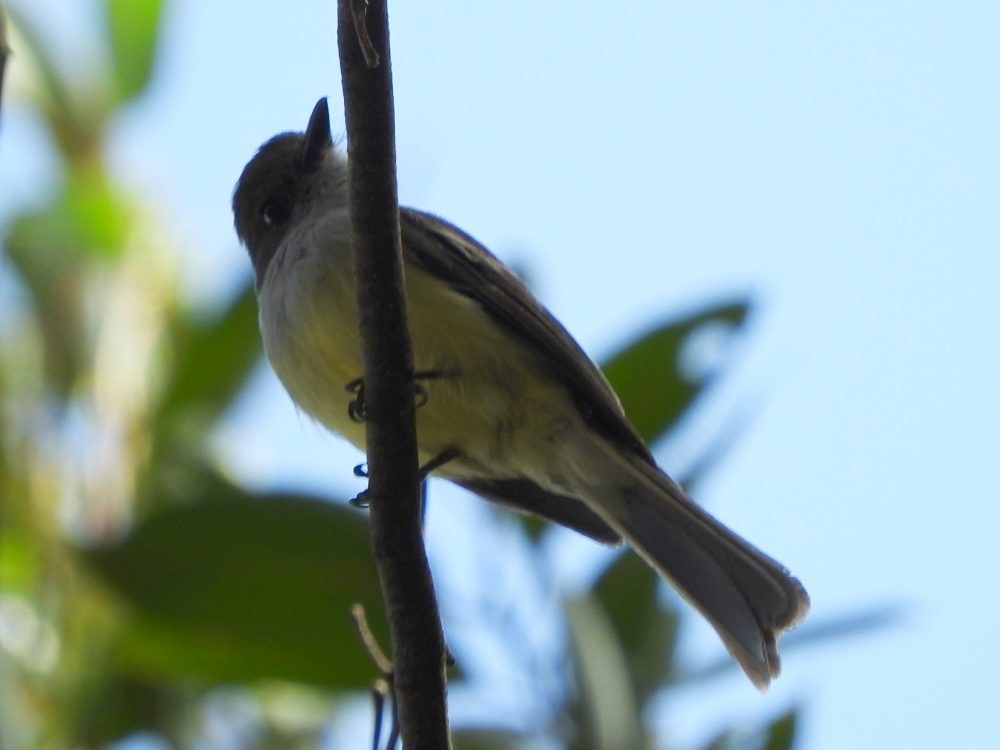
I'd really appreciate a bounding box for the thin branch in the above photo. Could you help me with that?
[350,0,381,68]
[350,602,393,675]
[337,1,452,748]
[0,4,9,123]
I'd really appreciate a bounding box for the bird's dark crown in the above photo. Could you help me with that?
[232,131,346,287]
[233,134,306,251]
[232,96,343,287]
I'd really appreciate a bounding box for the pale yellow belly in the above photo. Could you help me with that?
[259,247,578,484]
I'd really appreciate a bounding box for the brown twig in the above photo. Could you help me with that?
[349,0,380,68]
[350,602,393,675]
[0,4,9,123]
[337,1,452,748]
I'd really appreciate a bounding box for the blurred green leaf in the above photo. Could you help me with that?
[5,7,111,157]
[699,709,798,750]
[565,596,643,750]
[104,0,164,101]
[0,531,38,588]
[161,282,260,424]
[75,674,180,747]
[510,507,547,543]
[601,300,751,445]
[5,213,86,393]
[82,480,388,689]
[3,172,130,393]
[452,728,526,750]
[4,7,73,123]
[761,709,798,750]
[64,165,131,256]
[6,168,129,262]
[592,551,678,702]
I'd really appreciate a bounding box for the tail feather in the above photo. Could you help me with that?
[569,438,810,688]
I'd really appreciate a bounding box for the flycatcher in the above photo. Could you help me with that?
[232,98,809,688]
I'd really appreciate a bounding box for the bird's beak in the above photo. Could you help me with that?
[302,97,333,171]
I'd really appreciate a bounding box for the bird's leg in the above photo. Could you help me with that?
[418,446,461,480]
[350,447,461,509]
[346,370,458,507]
[344,377,367,422]
[350,462,370,508]
[418,446,461,525]
[345,369,456,423]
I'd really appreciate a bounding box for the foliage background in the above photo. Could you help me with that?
[2,1,998,749]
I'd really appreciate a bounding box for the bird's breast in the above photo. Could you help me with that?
[257,228,581,485]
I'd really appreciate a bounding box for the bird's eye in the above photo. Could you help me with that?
[260,197,291,227]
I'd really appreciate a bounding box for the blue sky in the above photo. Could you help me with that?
[3,1,999,748]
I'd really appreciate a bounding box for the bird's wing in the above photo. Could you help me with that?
[400,207,653,464]
[455,477,622,544]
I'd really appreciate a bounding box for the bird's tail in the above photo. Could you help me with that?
[565,435,810,688]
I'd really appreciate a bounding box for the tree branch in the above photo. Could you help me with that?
[0,4,9,122]
[337,1,452,747]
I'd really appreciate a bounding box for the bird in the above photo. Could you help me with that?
[232,97,809,689]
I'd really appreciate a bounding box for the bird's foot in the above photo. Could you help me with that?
[345,369,455,423]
